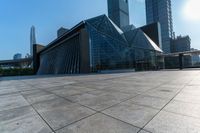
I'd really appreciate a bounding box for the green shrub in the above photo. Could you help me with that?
[0,68,34,76]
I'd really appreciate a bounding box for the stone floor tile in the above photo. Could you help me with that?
[68,91,133,111]
[143,87,180,99]
[144,111,200,133]
[34,83,72,90]
[180,86,200,96]
[138,130,152,133]
[0,106,52,133]
[103,102,159,128]
[0,87,19,95]
[174,93,200,104]
[49,85,95,97]
[102,84,150,94]
[56,113,140,133]
[164,100,200,119]
[0,94,29,112]
[33,98,96,130]
[72,82,109,90]
[127,95,169,109]
[16,85,38,91]
[21,89,58,104]
[159,84,184,90]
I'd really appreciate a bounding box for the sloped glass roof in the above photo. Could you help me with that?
[144,33,163,52]
[86,15,127,43]
[123,28,162,52]
[86,14,162,53]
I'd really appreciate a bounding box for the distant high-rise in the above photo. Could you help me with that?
[107,0,130,28]
[13,53,22,60]
[30,26,36,56]
[171,35,191,53]
[57,27,69,38]
[145,0,173,53]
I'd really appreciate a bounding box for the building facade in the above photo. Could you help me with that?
[35,15,162,75]
[145,0,173,53]
[107,0,130,28]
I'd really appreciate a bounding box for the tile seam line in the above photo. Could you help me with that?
[20,90,56,133]
[100,111,144,132]
[25,83,99,112]
[32,84,139,114]
[162,109,200,120]
[20,73,197,132]
[19,83,100,132]
[30,105,56,133]
[21,78,148,131]
[54,112,98,132]
[0,105,31,113]
[22,79,141,113]
[22,73,170,92]
[21,74,172,114]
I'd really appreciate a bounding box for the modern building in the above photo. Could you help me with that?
[34,15,162,75]
[145,0,174,53]
[107,0,130,28]
[171,35,191,53]
[32,0,165,75]
[30,26,36,56]
[13,53,22,60]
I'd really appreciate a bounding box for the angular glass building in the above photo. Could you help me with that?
[145,0,173,53]
[35,15,162,75]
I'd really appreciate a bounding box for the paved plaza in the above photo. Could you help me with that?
[1,70,200,133]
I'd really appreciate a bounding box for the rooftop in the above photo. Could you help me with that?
[1,70,200,133]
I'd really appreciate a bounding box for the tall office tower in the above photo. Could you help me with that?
[107,0,130,28]
[30,26,36,56]
[145,0,173,53]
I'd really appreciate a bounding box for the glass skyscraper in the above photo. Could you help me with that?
[145,0,173,53]
[30,26,36,56]
[107,0,130,28]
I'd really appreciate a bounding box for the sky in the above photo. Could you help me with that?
[0,0,200,60]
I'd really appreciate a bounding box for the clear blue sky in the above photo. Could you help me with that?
[0,0,199,60]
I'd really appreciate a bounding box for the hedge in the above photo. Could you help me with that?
[0,68,34,76]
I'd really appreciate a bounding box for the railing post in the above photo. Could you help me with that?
[179,54,183,70]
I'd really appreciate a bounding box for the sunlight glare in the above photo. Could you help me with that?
[183,0,200,22]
